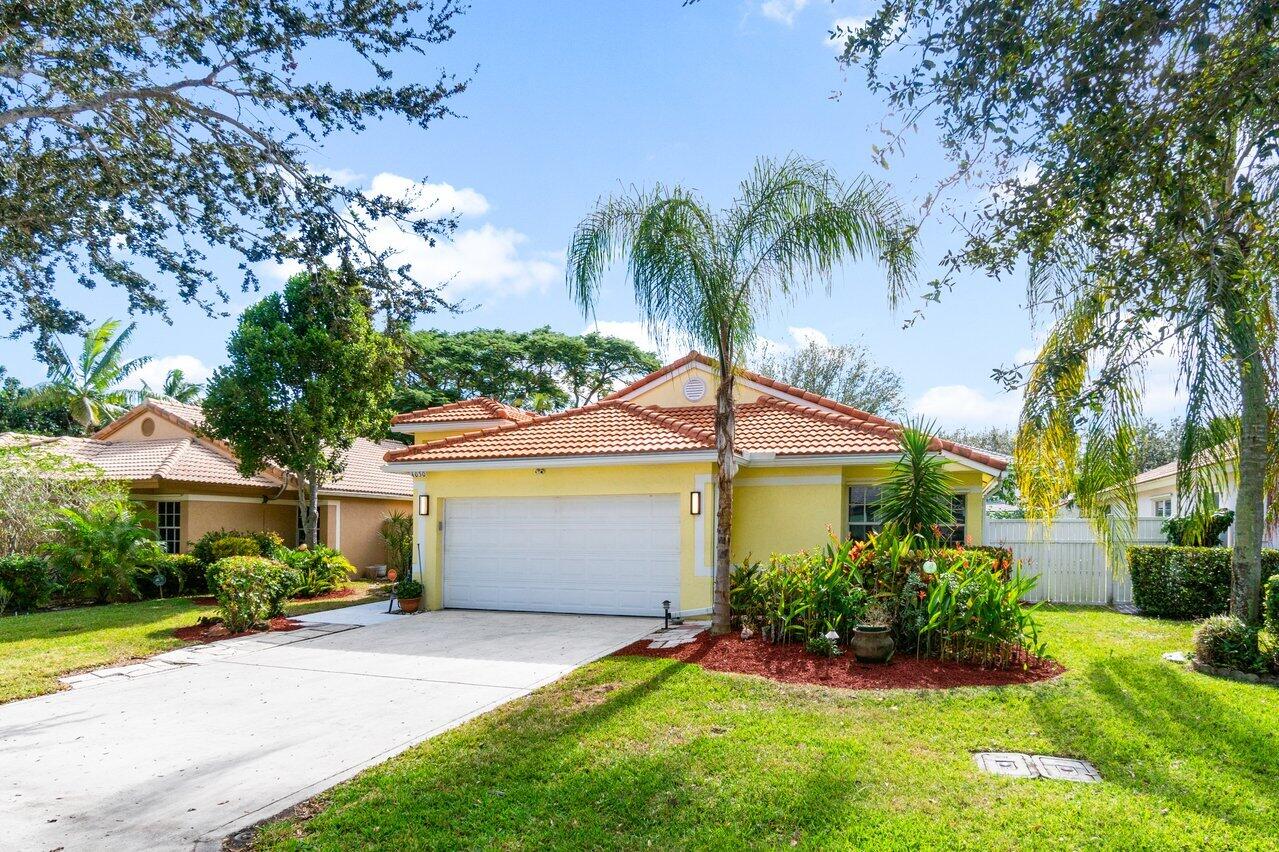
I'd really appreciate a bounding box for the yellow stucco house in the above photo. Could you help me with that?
[384,352,1007,618]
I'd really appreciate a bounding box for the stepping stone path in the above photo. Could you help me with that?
[642,622,707,649]
[974,752,1101,783]
[57,622,358,690]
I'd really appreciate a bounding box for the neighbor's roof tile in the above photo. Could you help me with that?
[391,397,535,425]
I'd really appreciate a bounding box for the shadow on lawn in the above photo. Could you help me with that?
[0,599,207,646]
[1030,652,1279,828]
[283,656,854,848]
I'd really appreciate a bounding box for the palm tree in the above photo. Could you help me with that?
[566,155,917,634]
[24,320,151,435]
[142,368,203,403]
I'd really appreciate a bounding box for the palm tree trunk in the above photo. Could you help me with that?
[712,361,736,635]
[1230,303,1268,624]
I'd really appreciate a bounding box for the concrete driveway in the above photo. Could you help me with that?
[0,608,657,851]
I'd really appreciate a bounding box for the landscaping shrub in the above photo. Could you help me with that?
[917,551,1044,667]
[393,577,423,600]
[380,511,413,573]
[729,536,869,645]
[42,501,164,603]
[1192,615,1268,674]
[210,556,300,632]
[1265,573,1279,633]
[279,545,354,597]
[1128,546,1232,618]
[731,532,1046,669]
[1163,509,1234,546]
[190,529,284,566]
[0,555,58,614]
[139,553,205,596]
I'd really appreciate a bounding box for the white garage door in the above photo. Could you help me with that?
[443,494,680,616]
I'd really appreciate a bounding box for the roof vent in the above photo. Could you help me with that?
[140,417,155,437]
[683,376,707,402]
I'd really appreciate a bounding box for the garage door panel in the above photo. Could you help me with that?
[443,494,681,616]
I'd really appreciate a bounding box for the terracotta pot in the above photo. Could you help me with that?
[851,625,895,664]
[399,597,421,614]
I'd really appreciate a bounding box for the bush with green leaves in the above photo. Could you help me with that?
[140,553,204,597]
[917,551,1044,668]
[876,420,957,544]
[279,545,354,597]
[210,556,300,632]
[1264,573,1279,633]
[1130,547,1279,619]
[1163,509,1235,546]
[190,529,284,566]
[393,577,423,599]
[1192,615,1269,674]
[729,535,870,645]
[379,511,413,573]
[42,501,164,603]
[0,555,58,614]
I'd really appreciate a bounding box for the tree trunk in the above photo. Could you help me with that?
[1230,304,1268,624]
[298,470,321,548]
[711,362,737,635]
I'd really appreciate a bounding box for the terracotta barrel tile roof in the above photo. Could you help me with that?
[391,397,535,425]
[384,401,714,463]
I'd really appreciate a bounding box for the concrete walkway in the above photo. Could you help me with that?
[0,609,657,851]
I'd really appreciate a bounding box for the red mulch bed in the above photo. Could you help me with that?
[172,616,304,644]
[614,631,1064,690]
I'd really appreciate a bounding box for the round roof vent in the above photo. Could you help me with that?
[140,417,155,437]
[683,376,707,402]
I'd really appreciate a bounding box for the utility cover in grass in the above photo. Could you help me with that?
[975,752,1101,783]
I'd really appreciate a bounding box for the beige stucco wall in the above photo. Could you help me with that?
[626,362,765,409]
[335,496,413,571]
[108,413,195,441]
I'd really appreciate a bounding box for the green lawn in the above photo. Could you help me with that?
[253,607,1279,850]
[0,580,388,704]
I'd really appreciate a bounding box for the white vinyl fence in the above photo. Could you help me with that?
[985,517,1167,605]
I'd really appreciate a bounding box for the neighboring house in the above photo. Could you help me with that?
[4,400,412,571]
[384,352,1007,617]
[1133,454,1277,548]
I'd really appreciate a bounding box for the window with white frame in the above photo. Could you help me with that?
[943,494,968,545]
[847,485,882,541]
[157,501,181,554]
[1153,496,1173,518]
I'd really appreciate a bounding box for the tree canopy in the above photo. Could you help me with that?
[203,268,403,545]
[843,0,1279,620]
[394,327,660,413]
[750,339,905,416]
[0,0,467,358]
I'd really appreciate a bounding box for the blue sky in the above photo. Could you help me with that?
[0,1,1183,427]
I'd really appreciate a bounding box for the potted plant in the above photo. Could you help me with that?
[851,602,895,664]
[394,577,424,614]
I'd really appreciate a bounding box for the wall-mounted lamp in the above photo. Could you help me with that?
[417,494,430,516]
[689,490,702,516]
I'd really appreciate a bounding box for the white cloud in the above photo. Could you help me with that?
[760,0,809,25]
[366,172,490,218]
[123,355,214,392]
[787,326,829,348]
[259,173,559,300]
[911,384,1024,429]
[584,320,690,362]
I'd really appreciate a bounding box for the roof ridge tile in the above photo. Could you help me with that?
[615,401,716,446]
[384,400,609,462]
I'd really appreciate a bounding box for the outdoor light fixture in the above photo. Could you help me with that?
[417,494,430,516]
[663,599,672,629]
[689,490,702,515]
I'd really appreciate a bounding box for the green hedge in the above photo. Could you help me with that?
[1130,546,1279,619]
[0,555,59,614]
[210,556,299,632]
[1265,573,1279,633]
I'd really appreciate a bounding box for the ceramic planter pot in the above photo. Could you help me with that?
[399,597,421,614]
[851,625,895,664]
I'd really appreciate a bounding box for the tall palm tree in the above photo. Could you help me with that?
[566,155,917,634]
[142,368,203,403]
[24,319,151,435]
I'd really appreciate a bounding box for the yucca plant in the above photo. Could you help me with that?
[878,419,958,545]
